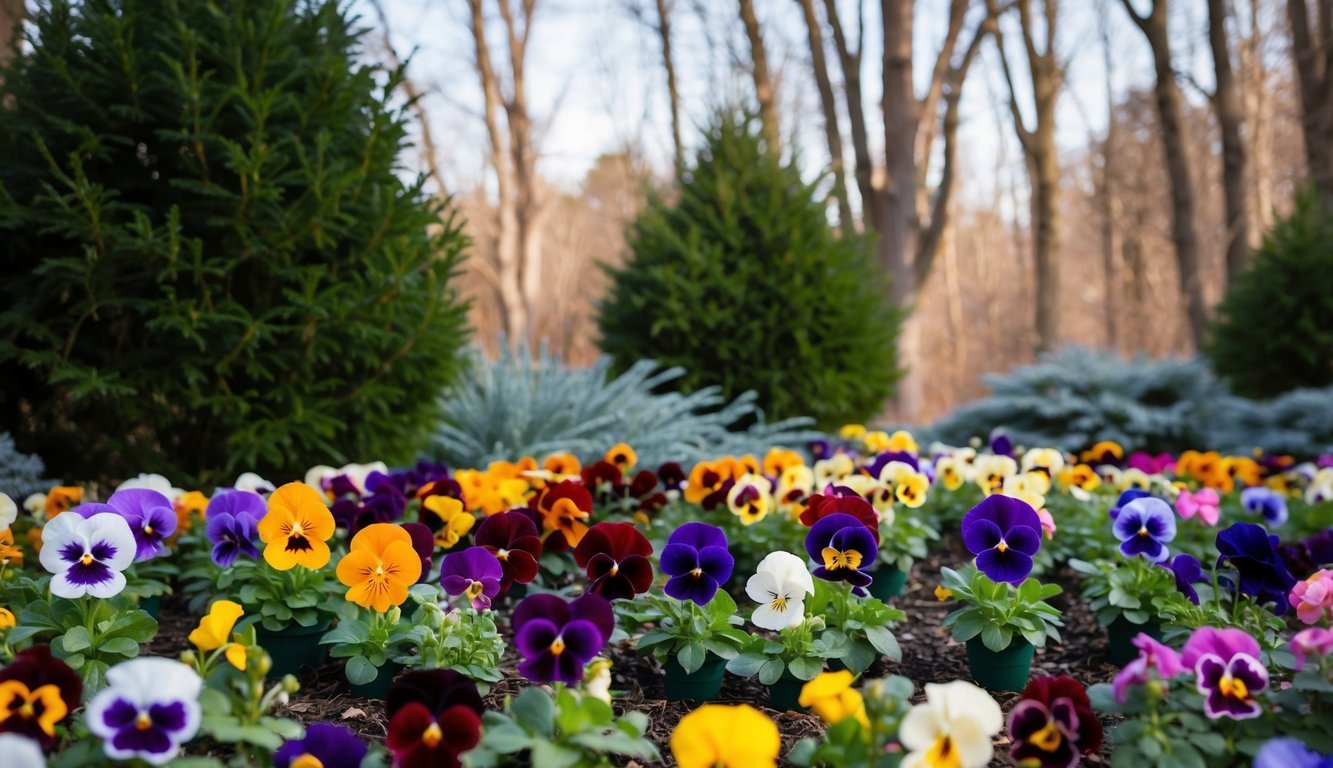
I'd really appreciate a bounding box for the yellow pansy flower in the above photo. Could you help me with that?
[798,670,870,728]
[188,599,248,670]
[421,495,475,548]
[670,703,779,768]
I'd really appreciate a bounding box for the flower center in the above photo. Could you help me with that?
[466,581,485,600]
[496,548,509,561]
[135,712,152,731]
[691,568,702,578]
[80,553,94,566]
[291,754,325,768]
[1031,720,1062,752]
[421,721,443,748]
[609,562,620,576]
[925,734,960,768]
[996,539,1008,553]
[821,547,863,571]
[1219,673,1249,700]
[769,594,788,612]
[550,636,566,656]
[1138,526,1149,537]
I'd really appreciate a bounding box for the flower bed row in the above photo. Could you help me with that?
[0,430,1330,767]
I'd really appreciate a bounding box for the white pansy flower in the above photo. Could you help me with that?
[115,473,184,504]
[745,551,815,631]
[900,680,1003,768]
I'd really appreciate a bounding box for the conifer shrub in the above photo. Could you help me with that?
[596,113,901,428]
[0,0,470,486]
[1206,192,1333,398]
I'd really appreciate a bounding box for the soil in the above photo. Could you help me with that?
[146,539,1121,766]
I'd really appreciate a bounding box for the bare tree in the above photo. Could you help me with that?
[655,0,685,173]
[989,0,1063,353]
[738,0,780,150]
[1120,0,1207,348]
[1207,0,1252,284]
[1287,0,1333,202]
[1098,0,1119,348]
[797,0,853,232]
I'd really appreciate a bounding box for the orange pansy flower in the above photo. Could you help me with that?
[43,487,82,519]
[257,483,335,571]
[336,524,423,612]
[0,529,23,567]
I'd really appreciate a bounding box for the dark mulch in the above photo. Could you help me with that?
[149,541,1120,766]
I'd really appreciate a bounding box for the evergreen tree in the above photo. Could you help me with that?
[0,0,470,486]
[597,113,900,427]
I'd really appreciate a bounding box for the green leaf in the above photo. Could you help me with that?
[510,688,556,738]
[864,625,900,661]
[99,636,142,657]
[62,626,92,653]
[344,656,378,685]
[725,653,767,678]
[678,641,706,674]
[787,656,821,680]
[758,658,785,686]
[480,722,532,754]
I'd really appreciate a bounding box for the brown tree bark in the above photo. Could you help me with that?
[1099,0,1118,348]
[1121,0,1207,349]
[1287,0,1333,202]
[881,0,918,305]
[1207,0,1252,285]
[738,0,780,151]
[654,0,684,173]
[797,0,853,234]
[990,0,1063,354]
[823,0,877,232]
[0,0,21,67]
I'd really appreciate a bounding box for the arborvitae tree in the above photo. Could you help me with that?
[597,113,901,427]
[1206,192,1333,399]
[0,0,470,486]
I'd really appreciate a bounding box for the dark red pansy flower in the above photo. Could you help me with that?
[573,522,654,600]
[385,668,484,722]
[657,462,686,490]
[701,479,734,511]
[580,461,622,490]
[386,702,480,768]
[0,645,83,749]
[628,470,659,498]
[474,511,542,593]
[798,494,880,543]
[1006,675,1102,768]
[401,522,436,584]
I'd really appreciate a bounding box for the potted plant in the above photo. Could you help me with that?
[1069,554,1192,664]
[868,512,938,600]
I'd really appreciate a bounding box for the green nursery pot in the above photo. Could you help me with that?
[965,637,1034,693]
[256,620,332,679]
[866,566,909,601]
[1106,616,1163,665]
[767,672,808,712]
[347,660,403,700]
[663,654,727,702]
[138,595,161,619]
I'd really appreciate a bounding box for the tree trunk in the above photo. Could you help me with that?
[0,0,21,67]
[738,0,780,151]
[1287,0,1333,203]
[654,0,684,173]
[824,0,878,232]
[881,0,918,306]
[1207,0,1251,286]
[496,0,543,342]
[797,0,853,234]
[1123,0,1207,349]
[1099,0,1117,348]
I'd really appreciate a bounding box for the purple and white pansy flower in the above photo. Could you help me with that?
[86,658,203,765]
[73,489,177,561]
[1181,627,1269,720]
[38,512,137,599]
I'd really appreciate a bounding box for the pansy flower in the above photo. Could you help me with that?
[512,593,614,685]
[401,522,436,583]
[798,671,868,728]
[1254,738,1333,768]
[0,733,44,767]
[387,702,480,768]
[804,513,876,588]
[660,523,734,605]
[204,491,264,567]
[42,487,83,519]
[273,723,367,768]
[72,489,177,561]
[1006,676,1102,768]
[1107,488,1151,520]
[1113,497,1176,563]
[86,658,202,765]
[38,512,136,598]
[1242,487,1289,526]
[1290,569,1333,624]
[0,528,23,567]
[934,456,968,491]
[961,495,1042,584]
[900,680,1003,768]
[336,523,424,612]
[473,511,541,593]
[684,459,734,506]
[1215,522,1297,613]
[187,600,248,671]
[1176,488,1220,526]
[439,547,503,610]
[257,483,336,571]
[798,494,880,541]
[1080,440,1124,466]
[573,522,653,600]
[0,607,14,629]
[0,646,82,750]
[1164,553,1206,604]
[0,493,16,530]
[726,474,772,526]
[535,480,593,548]
[1181,627,1268,720]
[1112,632,1184,703]
[669,703,780,768]
[1291,627,1333,670]
[745,551,814,630]
[420,495,474,550]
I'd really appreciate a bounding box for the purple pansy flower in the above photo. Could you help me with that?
[1108,489,1152,521]
[1241,487,1288,526]
[512,594,614,685]
[273,723,368,768]
[331,485,408,535]
[961,495,1042,584]
[1181,627,1268,720]
[439,547,503,610]
[1254,738,1333,768]
[1282,529,1333,580]
[660,523,735,605]
[804,513,877,588]
[1113,497,1176,563]
[39,512,137,599]
[1112,632,1185,704]
[86,658,202,765]
[204,491,264,567]
[989,429,1014,456]
[401,522,435,583]
[1164,553,1206,604]
[1215,522,1297,614]
[74,489,177,561]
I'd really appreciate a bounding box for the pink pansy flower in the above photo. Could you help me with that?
[1036,508,1056,540]
[1289,569,1333,625]
[1176,488,1220,526]
[1291,627,1333,670]
[1112,632,1185,703]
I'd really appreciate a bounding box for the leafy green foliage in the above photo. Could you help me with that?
[620,590,749,673]
[465,686,659,768]
[1069,556,1191,627]
[0,432,55,499]
[806,580,904,674]
[788,675,916,768]
[939,566,1063,651]
[1207,192,1333,398]
[434,341,817,470]
[0,0,470,487]
[389,587,507,683]
[727,616,838,684]
[9,594,158,693]
[597,113,901,428]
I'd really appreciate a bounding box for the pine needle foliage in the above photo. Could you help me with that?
[0,0,470,487]
[1206,192,1333,398]
[596,112,901,428]
[433,342,819,470]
